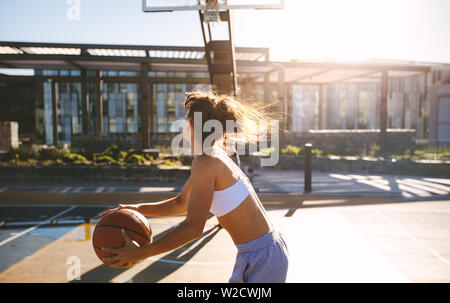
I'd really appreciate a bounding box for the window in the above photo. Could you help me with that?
[102,83,139,133]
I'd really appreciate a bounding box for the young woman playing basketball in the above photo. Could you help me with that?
[100,91,289,283]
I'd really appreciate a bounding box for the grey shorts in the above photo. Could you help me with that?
[229,229,289,283]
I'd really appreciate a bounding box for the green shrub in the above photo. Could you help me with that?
[260,147,275,155]
[127,148,140,154]
[311,149,322,157]
[101,145,127,161]
[124,148,149,164]
[281,145,301,156]
[144,154,154,161]
[70,147,93,161]
[118,151,127,161]
[280,145,322,157]
[124,153,146,165]
[93,154,116,165]
[61,152,88,164]
[162,160,176,167]
[414,148,450,161]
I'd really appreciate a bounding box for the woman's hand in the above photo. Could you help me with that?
[99,203,140,217]
[101,229,148,268]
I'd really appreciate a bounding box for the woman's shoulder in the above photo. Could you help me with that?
[191,152,220,170]
[192,148,229,173]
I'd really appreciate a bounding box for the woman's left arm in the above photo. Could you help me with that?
[102,155,216,267]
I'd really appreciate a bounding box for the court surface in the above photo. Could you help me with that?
[1,197,450,283]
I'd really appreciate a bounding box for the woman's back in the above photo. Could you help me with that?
[205,146,272,244]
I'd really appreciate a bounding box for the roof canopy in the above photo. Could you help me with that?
[0,41,434,84]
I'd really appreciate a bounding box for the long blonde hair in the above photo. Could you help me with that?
[183,91,275,145]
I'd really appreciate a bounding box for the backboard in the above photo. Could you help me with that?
[142,0,284,12]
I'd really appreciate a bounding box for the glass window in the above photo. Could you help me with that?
[118,71,138,77]
[357,83,379,129]
[292,84,317,132]
[70,70,81,76]
[126,84,139,133]
[58,82,82,144]
[42,81,82,145]
[42,70,58,76]
[102,82,139,134]
[155,84,167,132]
[152,83,212,133]
[43,81,53,145]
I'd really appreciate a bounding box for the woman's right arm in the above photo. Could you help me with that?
[137,177,192,217]
[100,177,192,218]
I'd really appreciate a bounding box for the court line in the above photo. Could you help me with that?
[402,179,449,194]
[374,210,450,267]
[95,187,105,193]
[59,187,72,194]
[0,206,77,247]
[397,179,446,195]
[424,178,450,185]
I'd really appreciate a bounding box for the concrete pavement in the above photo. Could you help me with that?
[0,170,449,282]
[1,199,450,282]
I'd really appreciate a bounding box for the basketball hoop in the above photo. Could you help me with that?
[200,0,222,23]
[143,0,285,13]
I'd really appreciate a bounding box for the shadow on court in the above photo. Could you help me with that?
[132,224,221,283]
[73,220,221,283]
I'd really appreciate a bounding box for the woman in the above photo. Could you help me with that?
[100,91,289,283]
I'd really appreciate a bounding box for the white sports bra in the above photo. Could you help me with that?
[204,146,251,217]
[211,176,250,217]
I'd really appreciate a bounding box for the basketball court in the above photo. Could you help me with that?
[0,0,449,284]
[1,193,450,283]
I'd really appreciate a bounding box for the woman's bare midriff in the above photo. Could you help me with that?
[209,147,272,245]
[216,192,272,245]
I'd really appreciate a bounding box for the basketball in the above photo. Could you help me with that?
[92,208,152,268]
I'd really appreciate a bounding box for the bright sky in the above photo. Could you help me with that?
[0,0,449,63]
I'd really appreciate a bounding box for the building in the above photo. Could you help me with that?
[1,41,449,151]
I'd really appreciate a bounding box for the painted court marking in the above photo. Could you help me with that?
[0,206,77,247]
[95,187,105,193]
[139,187,176,193]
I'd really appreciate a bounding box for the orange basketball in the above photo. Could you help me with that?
[92,208,152,268]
